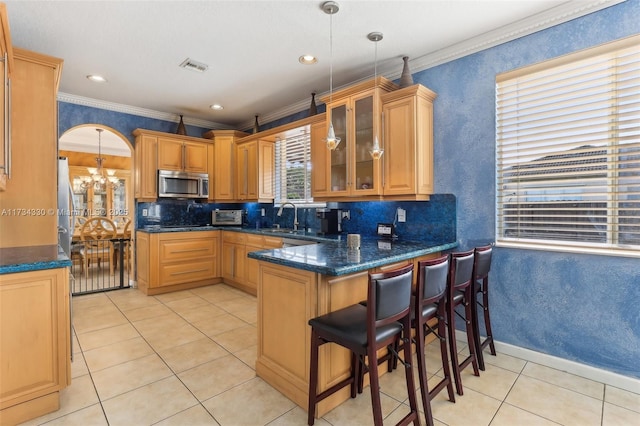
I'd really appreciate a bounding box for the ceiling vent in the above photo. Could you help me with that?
[179,58,209,73]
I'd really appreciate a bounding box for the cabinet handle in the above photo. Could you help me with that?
[170,247,209,253]
[3,53,11,179]
[170,268,209,276]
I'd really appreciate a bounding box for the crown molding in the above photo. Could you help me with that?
[57,92,234,130]
[59,0,625,132]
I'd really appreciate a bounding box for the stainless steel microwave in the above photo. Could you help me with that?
[158,170,209,199]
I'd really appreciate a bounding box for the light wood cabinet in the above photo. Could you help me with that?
[157,137,208,173]
[381,84,437,199]
[315,77,397,200]
[223,231,282,295]
[0,267,70,425]
[309,118,330,197]
[132,129,212,201]
[0,48,62,249]
[135,230,221,295]
[235,139,275,202]
[0,3,13,192]
[203,130,249,202]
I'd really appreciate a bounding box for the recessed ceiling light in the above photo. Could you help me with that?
[86,74,107,83]
[299,54,318,65]
[210,104,224,110]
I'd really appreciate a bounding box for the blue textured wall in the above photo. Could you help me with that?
[58,0,640,378]
[411,0,640,378]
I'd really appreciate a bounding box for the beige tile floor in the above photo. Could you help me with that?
[20,283,640,426]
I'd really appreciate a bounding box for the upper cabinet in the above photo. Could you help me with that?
[157,137,207,173]
[203,130,249,202]
[315,77,397,199]
[0,3,13,192]
[133,129,212,201]
[235,138,274,202]
[381,84,437,199]
[313,79,437,201]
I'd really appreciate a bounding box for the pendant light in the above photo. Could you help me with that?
[323,1,341,150]
[368,32,384,160]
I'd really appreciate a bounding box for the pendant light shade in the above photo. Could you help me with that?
[368,32,384,159]
[323,1,341,150]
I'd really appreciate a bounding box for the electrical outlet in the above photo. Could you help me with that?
[397,208,406,223]
[341,210,350,220]
[142,209,148,217]
[261,208,265,217]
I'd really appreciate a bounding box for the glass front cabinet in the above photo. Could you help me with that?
[314,77,397,199]
[70,165,130,223]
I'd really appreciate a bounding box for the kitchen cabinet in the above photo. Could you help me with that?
[381,84,437,199]
[235,138,275,202]
[132,129,213,201]
[135,230,221,295]
[203,130,249,202]
[309,118,330,197]
[0,3,13,192]
[0,267,70,425]
[221,231,246,289]
[157,137,208,173]
[315,77,397,199]
[222,231,282,295]
[0,47,62,249]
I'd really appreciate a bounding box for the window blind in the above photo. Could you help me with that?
[275,129,313,204]
[496,35,640,252]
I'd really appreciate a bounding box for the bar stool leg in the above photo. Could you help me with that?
[367,344,384,426]
[308,329,320,426]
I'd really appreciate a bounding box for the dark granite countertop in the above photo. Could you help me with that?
[0,245,72,275]
[247,238,458,276]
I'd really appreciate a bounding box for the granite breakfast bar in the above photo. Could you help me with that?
[249,238,457,417]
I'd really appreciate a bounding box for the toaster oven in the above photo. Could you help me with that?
[211,209,243,226]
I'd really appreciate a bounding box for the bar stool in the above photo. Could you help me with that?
[307,264,419,426]
[413,255,456,426]
[447,250,480,396]
[471,244,496,371]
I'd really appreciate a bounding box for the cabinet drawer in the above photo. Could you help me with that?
[223,231,246,244]
[159,259,215,287]
[245,234,264,246]
[159,238,216,262]
[262,236,283,248]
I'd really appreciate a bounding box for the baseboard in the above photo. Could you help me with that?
[455,330,640,394]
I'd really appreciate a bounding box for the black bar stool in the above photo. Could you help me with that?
[413,255,456,426]
[307,264,419,426]
[471,244,496,370]
[447,250,480,395]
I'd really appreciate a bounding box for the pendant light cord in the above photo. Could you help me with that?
[329,11,334,106]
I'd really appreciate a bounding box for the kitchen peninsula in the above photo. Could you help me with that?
[248,238,457,417]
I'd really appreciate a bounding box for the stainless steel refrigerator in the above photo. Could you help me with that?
[57,156,74,258]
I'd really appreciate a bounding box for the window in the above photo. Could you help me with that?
[496,35,640,255]
[275,126,318,205]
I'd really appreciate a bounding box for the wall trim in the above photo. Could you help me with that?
[456,330,640,394]
[58,0,626,132]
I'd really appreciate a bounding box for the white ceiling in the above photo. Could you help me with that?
[5,0,621,143]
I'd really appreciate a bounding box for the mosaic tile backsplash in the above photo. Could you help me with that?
[136,194,456,243]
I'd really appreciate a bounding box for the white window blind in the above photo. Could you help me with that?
[275,128,313,204]
[496,35,640,253]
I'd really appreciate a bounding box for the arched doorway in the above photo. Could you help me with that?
[59,125,135,294]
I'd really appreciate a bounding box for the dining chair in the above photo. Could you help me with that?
[79,217,117,278]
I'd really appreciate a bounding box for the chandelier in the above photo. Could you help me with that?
[80,128,120,191]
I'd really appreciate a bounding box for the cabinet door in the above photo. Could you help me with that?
[222,241,235,281]
[328,101,349,194]
[310,119,330,197]
[0,50,5,191]
[183,141,208,173]
[214,137,235,200]
[207,143,215,202]
[352,92,380,196]
[258,140,274,200]
[157,137,184,171]
[134,134,157,199]
[0,268,70,409]
[383,95,416,195]
[235,143,251,200]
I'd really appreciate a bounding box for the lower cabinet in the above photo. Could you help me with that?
[136,230,221,295]
[0,267,70,425]
[223,231,282,295]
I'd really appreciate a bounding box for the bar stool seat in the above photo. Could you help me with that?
[307,264,419,426]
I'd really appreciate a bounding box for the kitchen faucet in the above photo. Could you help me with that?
[277,202,299,231]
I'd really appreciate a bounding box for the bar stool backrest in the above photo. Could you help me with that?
[450,250,475,291]
[418,254,450,303]
[368,264,414,324]
[474,245,493,280]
